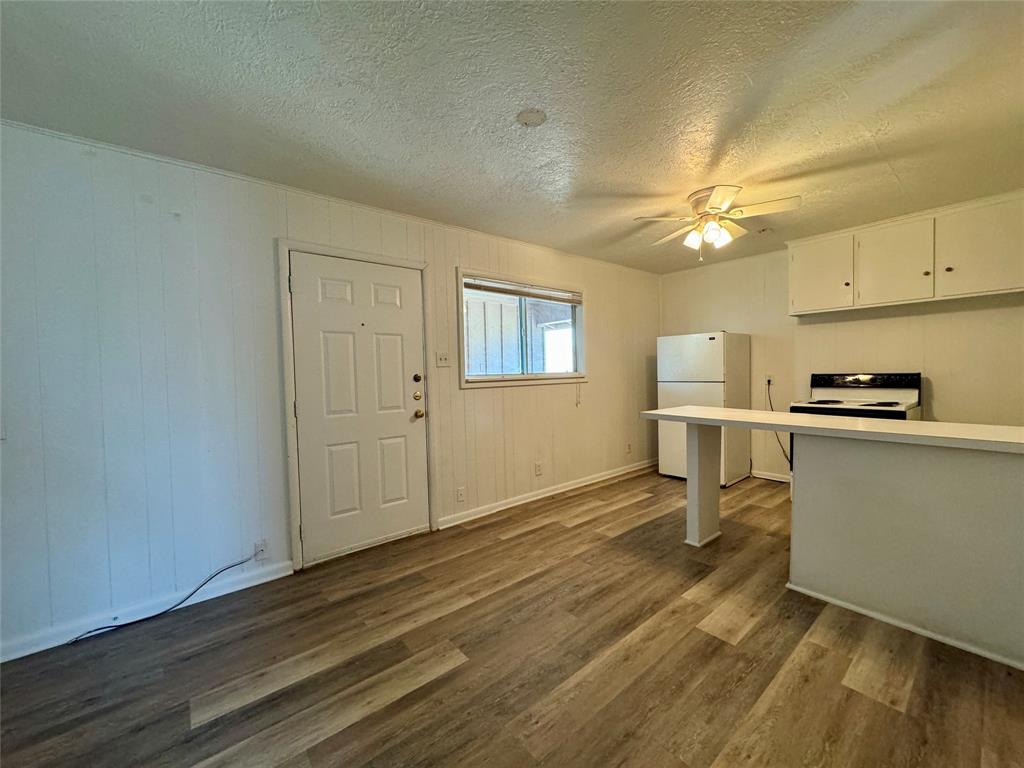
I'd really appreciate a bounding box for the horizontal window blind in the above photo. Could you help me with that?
[462,276,582,305]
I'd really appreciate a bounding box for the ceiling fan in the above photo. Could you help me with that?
[635,185,802,250]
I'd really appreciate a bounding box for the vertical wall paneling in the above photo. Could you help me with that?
[1,128,53,637]
[0,124,659,659]
[34,136,111,625]
[92,147,151,607]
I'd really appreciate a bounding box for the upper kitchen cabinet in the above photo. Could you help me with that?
[854,218,934,306]
[935,196,1024,298]
[789,234,854,314]
[788,191,1024,316]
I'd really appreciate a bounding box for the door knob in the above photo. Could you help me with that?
[923,270,931,276]
[413,391,422,401]
[945,266,954,272]
[843,281,850,287]
[414,409,425,419]
[413,373,422,382]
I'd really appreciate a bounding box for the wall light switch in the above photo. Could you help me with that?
[436,351,451,367]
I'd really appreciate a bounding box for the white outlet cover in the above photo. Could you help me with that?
[436,351,451,367]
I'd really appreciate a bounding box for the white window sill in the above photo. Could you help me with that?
[461,375,588,390]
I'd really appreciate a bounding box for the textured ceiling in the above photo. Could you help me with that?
[2,1,1022,273]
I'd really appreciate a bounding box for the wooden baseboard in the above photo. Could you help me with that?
[436,459,658,529]
[752,470,791,483]
[1,561,294,663]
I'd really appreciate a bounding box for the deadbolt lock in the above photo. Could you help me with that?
[413,391,422,401]
[413,373,422,382]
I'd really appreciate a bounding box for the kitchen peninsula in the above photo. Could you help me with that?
[642,405,1024,669]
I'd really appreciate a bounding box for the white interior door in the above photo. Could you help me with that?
[291,251,429,564]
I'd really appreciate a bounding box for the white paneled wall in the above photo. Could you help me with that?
[0,124,659,659]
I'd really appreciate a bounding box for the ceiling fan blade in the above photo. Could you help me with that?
[652,225,696,247]
[706,185,742,213]
[724,195,802,219]
[720,220,748,239]
[633,216,696,223]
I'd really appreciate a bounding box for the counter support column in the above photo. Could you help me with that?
[685,422,722,546]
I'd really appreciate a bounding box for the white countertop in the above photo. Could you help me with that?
[642,406,1024,455]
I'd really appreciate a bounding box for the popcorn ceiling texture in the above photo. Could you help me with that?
[2,1,1021,273]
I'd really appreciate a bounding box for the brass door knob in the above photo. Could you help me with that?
[413,373,422,382]
[843,281,851,287]
[413,391,422,401]
[414,409,425,419]
[923,270,931,276]
[945,266,954,272]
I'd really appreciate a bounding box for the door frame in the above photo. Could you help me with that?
[277,239,435,570]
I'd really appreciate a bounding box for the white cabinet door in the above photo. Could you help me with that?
[789,234,854,314]
[935,197,1024,297]
[291,251,429,564]
[854,218,935,306]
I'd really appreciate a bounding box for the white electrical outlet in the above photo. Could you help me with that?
[456,486,466,503]
[253,539,268,561]
[534,461,543,476]
[626,442,633,454]
[436,351,451,367]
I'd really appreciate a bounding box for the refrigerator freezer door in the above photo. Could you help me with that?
[657,382,725,478]
[657,334,725,382]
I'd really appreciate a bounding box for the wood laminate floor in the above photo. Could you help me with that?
[2,471,1021,767]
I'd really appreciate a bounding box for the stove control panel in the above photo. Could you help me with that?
[808,372,921,390]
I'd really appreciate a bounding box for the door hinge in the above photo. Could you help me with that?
[288,273,293,293]
[293,400,298,420]
[298,523,303,542]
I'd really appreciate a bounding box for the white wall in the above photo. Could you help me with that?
[0,124,659,660]
[660,249,1024,478]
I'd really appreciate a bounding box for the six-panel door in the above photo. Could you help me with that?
[291,251,429,564]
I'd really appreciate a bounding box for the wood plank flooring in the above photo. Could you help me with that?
[2,471,1021,767]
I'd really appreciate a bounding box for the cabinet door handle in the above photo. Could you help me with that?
[945,266,954,272]
[923,270,931,276]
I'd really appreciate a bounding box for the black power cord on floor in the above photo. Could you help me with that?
[766,379,792,467]
[68,553,254,644]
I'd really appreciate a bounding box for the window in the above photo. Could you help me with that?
[460,273,584,386]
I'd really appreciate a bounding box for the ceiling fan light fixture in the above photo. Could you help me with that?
[683,229,703,250]
[713,227,733,248]
[702,219,722,244]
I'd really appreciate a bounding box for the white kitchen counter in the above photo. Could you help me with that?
[641,405,1024,669]
[641,405,1024,454]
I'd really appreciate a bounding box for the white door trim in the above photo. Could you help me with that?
[276,239,435,570]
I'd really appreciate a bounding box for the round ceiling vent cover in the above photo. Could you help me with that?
[516,108,547,127]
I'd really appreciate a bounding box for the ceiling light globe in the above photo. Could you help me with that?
[713,228,733,248]
[683,229,703,250]
[702,220,722,243]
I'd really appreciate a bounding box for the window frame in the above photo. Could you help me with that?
[456,267,587,389]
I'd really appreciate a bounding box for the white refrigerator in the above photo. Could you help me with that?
[657,332,751,486]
